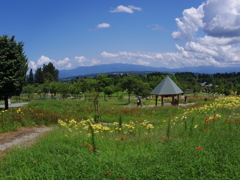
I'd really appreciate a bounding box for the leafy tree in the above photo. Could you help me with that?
[103,85,115,100]
[97,74,112,91]
[97,74,112,99]
[133,80,151,98]
[35,84,43,98]
[48,81,59,97]
[23,84,35,100]
[82,78,97,99]
[120,74,138,103]
[57,82,69,98]
[0,35,28,109]
[42,81,50,98]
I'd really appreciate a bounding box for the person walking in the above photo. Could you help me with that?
[137,96,142,107]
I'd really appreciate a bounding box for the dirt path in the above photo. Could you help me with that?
[0,126,53,157]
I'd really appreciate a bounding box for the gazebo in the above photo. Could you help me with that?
[150,75,184,106]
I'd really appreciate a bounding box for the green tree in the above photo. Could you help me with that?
[97,74,112,100]
[57,82,69,99]
[0,35,28,109]
[35,67,44,84]
[120,74,138,103]
[133,80,151,98]
[43,62,59,82]
[23,84,35,100]
[27,68,34,84]
[82,78,97,99]
[103,85,115,99]
[48,81,59,97]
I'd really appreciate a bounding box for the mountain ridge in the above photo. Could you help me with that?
[59,63,240,78]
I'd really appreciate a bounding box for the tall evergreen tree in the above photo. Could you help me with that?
[0,35,28,109]
[35,67,44,84]
[43,62,59,81]
[27,68,34,84]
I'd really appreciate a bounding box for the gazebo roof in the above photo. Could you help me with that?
[150,75,183,96]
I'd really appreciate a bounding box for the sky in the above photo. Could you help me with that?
[1,0,240,71]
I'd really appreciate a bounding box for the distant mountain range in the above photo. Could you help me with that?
[59,63,240,79]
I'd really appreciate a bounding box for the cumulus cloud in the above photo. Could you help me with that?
[28,55,101,71]
[97,23,110,29]
[172,0,240,40]
[203,0,240,37]
[170,0,240,67]
[110,5,142,13]
[172,5,204,40]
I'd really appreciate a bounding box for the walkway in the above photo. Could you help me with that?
[128,102,195,108]
[0,102,29,109]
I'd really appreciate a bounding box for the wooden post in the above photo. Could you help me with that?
[177,95,180,106]
[172,96,174,105]
[155,95,158,106]
[161,96,164,106]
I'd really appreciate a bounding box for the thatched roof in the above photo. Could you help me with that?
[150,75,183,95]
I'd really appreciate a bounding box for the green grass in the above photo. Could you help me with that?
[1,96,240,179]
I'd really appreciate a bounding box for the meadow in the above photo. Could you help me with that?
[0,94,240,179]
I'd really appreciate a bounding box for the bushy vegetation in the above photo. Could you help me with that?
[1,96,240,179]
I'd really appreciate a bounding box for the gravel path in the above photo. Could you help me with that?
[0,127,52,154]
[0,102,29,108]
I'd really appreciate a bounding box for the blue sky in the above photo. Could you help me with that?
[1,0,240,71]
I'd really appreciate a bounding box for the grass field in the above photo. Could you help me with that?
[0,94,240,179]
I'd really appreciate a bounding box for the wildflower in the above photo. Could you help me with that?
[119,137,124,140]
[224,119,231,122]
[146,124,154,130]
[113,122,119,126]
[85,143,91,146]
[196,146,202,150]
[162,137,170,142]
[102,126,110,131]
[194,125,198,129]
[105,171,111,174]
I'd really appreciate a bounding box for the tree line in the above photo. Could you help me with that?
[23,69,240,103]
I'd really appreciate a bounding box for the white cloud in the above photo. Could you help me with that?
[28,55,101,71]
[110,5,142,14]
[75,56,100,66]
[128,5,142,11]
[56,58,72,69]
[36,55,55,66]
[203,0,240,37]
[97,23,110,29]
[172,5,204,40]
[169,0,240,68]
[172,0,240,40]
[101,51,118,58]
